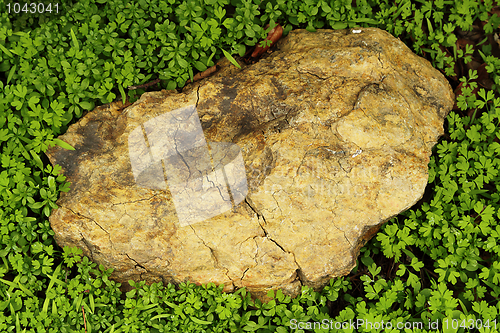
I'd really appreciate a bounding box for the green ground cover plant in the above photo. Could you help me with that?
[1,0,500,332]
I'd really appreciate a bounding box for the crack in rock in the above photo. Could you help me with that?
[267,236,305,286]
[66,206,116,255]
[377,52,385,68]
[195,85,200,108]
[241,268,249,280]
[66,207,109,235]
[245,197,266,224]
[331,222,352,247]
[237,236,260,281]
[111,194,157,206]
[188,224,232,283]
[271,191,283,216]
[297,68,330,80]
[79,233,94,261]
[244,196,303,285]
[125,253,146,270]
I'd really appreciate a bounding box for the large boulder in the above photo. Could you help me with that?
[47,28,454,300]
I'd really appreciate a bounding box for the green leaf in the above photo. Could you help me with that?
[48,176,56,191]
[245,27,255,38]
[6,64,16,84]
[191,317,212,325]
[43,205,51,217]
[0,128,13,142]
[193,61,207,72]
[81,101,93,110]
[237,44,246,57]
[12,99,23,110]
[361,254,375,267]
[166,80,177,90]
[74,105,83,117]
[53,138,76,150]
[368,263,381,278]
[28,95,40,110]
[30,201,44,209]
[70,28,79,52]
[331,22,347,30]
[31,242,44,254]
[178,57,189,68]
[89,294,95,314]
[118,84,126,103]
[0,43,14,58]
[306,23,317,32]
[221,48,241,69]
[30,150,44,170]
[14,85,27,98]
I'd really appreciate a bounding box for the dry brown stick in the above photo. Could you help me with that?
[82,305,87,333]
[251,23,283,58]
[128,78,161,90]
[186,65,218,84]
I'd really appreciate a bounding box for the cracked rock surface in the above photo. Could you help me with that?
[46,28,454,301]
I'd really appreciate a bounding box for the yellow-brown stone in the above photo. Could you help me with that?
[47,28,454,301]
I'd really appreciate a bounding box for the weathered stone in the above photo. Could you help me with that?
[47,28,454,300]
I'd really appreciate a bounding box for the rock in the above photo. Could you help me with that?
[46,28,454,301]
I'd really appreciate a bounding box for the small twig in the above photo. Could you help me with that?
[186,65,218,84]
[128,78,161,90]
[82,305,87,333]
[252,23,283,58]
